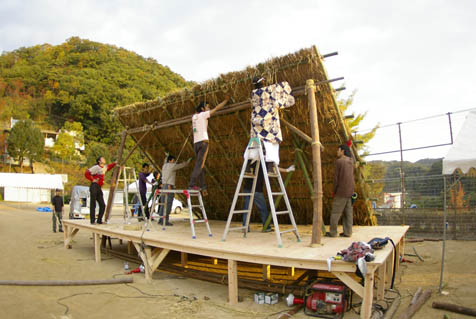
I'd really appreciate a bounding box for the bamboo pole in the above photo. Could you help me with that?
[105,130,127,222]
[307,79,323,246]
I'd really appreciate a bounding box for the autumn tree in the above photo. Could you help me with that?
[6,119,44,173]
[338,90,379,156]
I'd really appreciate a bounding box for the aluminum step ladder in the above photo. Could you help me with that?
[221,137,301,247]
[118,166,146,224]
[151,189,212,239]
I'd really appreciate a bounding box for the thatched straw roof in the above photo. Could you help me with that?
[115,46,376,226]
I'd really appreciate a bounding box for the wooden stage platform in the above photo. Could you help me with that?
[63,218,408,319]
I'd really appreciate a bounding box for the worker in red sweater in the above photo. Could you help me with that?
[85,156,117,224]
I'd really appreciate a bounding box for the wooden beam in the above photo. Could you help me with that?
[228,259,238,305]
[64,228,79,248]
[377,261,387,300]
[333,271,364,298]
[181,252,188,268]
[281,118,312,144]
[150,248,170,273]
[361,271,375,319]
[306,79,323,246]
[105,130,127,222]
[120,129,151,165]
[94,233,101,263]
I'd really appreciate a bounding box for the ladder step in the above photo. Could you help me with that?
[280,229,296,234]
[275,210,290,215]
[271,192,285,196]
[191,204,202,208]
[268,173,279,178]
[238,192,253,196]
[194,219,207,223]
[229,226,248,231]
[231,210,251,214]
[243,175,256,179]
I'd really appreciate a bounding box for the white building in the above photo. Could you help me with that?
[0,173,64,203]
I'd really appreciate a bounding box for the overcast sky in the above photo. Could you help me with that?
[1,0,475,162]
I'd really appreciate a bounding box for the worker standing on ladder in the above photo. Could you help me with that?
[85,156,117,224]
[160,155,191,226]
[249,76,295,171]
[188,95,230,196]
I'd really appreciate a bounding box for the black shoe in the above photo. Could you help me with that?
[90,221,96,225]
[96,221,103,224]
[339,232,351,237]
[264,227,273,233]
[59,230,63,233]
[325,232,336,237]
[53,230,56,233]
[165,222,173,226]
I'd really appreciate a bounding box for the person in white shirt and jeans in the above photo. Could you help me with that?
[188,95,229,195]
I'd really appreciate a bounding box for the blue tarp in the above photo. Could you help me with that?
[36,207,52,212]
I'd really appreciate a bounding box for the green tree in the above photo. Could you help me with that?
[85,141,111,167]
[52,131,75,170]
[6,119,44,173]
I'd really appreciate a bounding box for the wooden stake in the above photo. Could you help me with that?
[432,301,476,317]
[105,130,127,221]
[398,289,432,319]
[306,79,323,246]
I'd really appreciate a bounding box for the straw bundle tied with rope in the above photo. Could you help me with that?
[114,46,376,226]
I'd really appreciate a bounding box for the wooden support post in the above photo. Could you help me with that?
[64,228,79,248]
[94,233,101,263]
[133,243,152,281]
[361,271,375,319]
[120,129,151,165]
[150,248,170,273]
[228,259,238,305]
[386,248,394,287]
[127,241,134,255]
[377,261,387,300]
[281,118,313,144]
[181,252,188,268]
[105,130,127,222]
[333,272,364,298]
[306,79,323,246]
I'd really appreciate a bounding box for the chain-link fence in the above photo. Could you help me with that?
[365,164,476,240]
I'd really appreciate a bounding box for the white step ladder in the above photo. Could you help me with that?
[119,166,146,224]
[151,189,212,239]
[221,138,301,247]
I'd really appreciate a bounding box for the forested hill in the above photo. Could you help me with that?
[0,37,192,144]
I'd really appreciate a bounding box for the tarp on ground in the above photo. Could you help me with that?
[443,110,476,174]
[0,173,64,190]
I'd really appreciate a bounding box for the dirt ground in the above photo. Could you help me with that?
[1,202,475,319]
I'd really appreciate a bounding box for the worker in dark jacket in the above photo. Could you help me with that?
[326,144,355,237]
[51,189,64,233]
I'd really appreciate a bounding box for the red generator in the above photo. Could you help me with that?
[302,281,349,318]
[286,280,350,318]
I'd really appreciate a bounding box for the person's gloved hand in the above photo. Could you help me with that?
[286,165,295,172]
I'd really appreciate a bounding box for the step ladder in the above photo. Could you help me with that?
[149,186,167,228]
[150,189,212,239]
[119,166,146,224]
[221,138,301,247]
